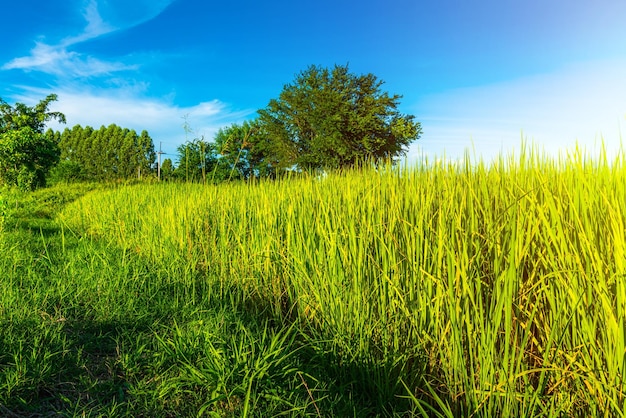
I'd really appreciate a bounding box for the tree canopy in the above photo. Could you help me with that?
[55,124,156,182]
[173,65,421,179]
[175,137,222,183]
[257,64,421,170]
[0,94,66,190]
[2,65,421,189]
[213,120,276,180]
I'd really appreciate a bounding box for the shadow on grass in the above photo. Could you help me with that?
[1,184,437,416]
[0,247,435,416]
[0,316,156,416]
[235,295,433,416]
[11,218,60,237]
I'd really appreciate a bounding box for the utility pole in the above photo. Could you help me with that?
[200,136,206,184]
[157,142,164,181]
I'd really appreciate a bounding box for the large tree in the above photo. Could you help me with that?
[257,64,422,170]
[0,94,66,190]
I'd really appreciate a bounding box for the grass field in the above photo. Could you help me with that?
[1,146,625,416]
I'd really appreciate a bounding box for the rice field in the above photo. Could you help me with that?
[1,144,625,416]
[49,145,625,416]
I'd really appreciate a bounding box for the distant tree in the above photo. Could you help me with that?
[257,64,422,170]
[0,94,66,190]
[175,138,220,182]
[160,158,174,181]
[47,160,85,184]
[118,128,136,178]
[137,130,156,179]
[56,124,156,182]
[213,120,277,180]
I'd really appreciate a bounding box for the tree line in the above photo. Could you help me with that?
[166,64,423,182]
[0,64,422,190]
[51,124,156,183]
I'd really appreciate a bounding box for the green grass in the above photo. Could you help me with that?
[0,184,374,416]
[2,143,626,416]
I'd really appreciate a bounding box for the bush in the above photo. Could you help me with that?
[47,160,86,185]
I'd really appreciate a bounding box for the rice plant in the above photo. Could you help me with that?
[57,143,626,416]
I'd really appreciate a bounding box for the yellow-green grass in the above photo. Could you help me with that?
[1,184,320,416]
[60,145,626,416]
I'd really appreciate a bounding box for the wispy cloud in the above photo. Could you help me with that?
[410,59,626,162]
[62,0,117,45]
[1,0,173,78]
[2,42,137,77]
[95,0,176,33]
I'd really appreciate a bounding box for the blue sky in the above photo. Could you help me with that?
[2,0,625,162]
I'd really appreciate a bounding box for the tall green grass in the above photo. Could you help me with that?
[60,145,626,416]
[0,184,325,416]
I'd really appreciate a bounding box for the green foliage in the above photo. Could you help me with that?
[56,124,156,182]
[0,95,65,190]
[159,158,174,181]
[258,64,422,170]
[214,120,277,180]
[170,64,421,183]
[0,192,6,234]
[47,160,86,184]
[0,94,66,133]
[175,137,224,182]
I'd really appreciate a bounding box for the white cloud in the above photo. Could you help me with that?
[65,0,117,45]
[1,0,174,78]
[410,59,626,163]
[2,42,136,77]
[94,0,176,32]
[2,43,68,71]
